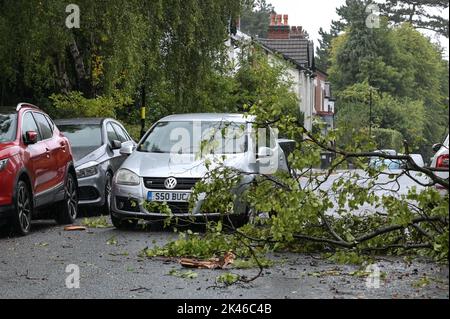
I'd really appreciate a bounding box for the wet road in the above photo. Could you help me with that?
[0,219,448,299]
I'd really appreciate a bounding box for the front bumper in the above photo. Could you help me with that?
[76,170,107,207]
[111,179,247,220]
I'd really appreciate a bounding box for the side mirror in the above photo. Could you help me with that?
[432,143,443,153]
[120,142,134,156]
[110,140,122,150]
[257,147,274,159]
[24,131,38,145]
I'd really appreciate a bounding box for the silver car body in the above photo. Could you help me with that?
[55,118,135,207]
[111,113,289,220]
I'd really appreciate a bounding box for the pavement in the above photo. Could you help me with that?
[0,218,448,299]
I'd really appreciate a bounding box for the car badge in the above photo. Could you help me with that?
[164,177,177,190]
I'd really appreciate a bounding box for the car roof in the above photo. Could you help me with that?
[158,113,256,123]
[54,118,110,126]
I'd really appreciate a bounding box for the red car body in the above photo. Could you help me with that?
[0,103,77,234]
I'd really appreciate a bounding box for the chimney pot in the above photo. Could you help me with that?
[283,14,289,26]
[277,14,283,25]
[270,14,276,26]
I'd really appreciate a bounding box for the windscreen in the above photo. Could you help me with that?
[0,112,17,143]
[138,121,247,155]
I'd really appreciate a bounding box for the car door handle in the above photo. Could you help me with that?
[60,142,66,152]
[45,148,51,158]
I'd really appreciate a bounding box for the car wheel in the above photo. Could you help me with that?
[12,180,32,236]
[102,172,113,215]
[55,173,78,225]
[111,214,137,230]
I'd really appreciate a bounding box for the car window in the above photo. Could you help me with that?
[106,122,119,143]
[0,112,17,143]
[256,126,277,149]
[111,122,129,142]
[44,115,55,133]
[33,112,53,140]
[57,124,102,148]
[22,112,41,141]
[138,121,247,154]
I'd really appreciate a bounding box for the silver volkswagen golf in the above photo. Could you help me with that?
[110,114,290,228]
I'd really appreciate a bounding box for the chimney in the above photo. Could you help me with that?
[267,13,291,39]
[277,14,283,25]
[270,14,276,26]
[290,25,307,39]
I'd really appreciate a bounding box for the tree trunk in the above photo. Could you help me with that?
[68,38,91,96]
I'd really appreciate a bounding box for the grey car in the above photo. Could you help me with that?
[110,113,289,228]
[54,118,135,214]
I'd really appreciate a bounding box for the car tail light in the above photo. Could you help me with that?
[436,154,449,168]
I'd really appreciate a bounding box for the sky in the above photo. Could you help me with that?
[269,0,449,58]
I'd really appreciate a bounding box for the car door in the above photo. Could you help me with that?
[35,112,68,187]
[105,121,123,172]
[21,112,53,196]
[256,126,285,174]
[32,112,60,192]
[111,122,134,167]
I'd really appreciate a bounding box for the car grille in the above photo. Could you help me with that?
[78,186,100,201]
[143,177,201,190]
[167,202,190,214]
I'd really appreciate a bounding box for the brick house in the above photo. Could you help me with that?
[227,14,335,133]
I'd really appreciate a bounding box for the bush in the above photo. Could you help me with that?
[371,128,404,152]
[48,91,133,119]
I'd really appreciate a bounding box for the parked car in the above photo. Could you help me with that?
[369,150,425,170]
[0,103,78,235]
[430,135,449,194]
[369,150,401,170]
[110,113,289,228]
[409,154,425,168]
[54,118,135,214]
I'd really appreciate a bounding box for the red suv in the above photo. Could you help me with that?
[0,103,78,235]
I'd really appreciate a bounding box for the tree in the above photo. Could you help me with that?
[381,0,450,38]
[0,0,242,118]
[328,1,448,158]
[240,0,274,38]
[315,27,338,72]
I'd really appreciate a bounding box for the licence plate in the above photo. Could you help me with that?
[147,191,190,202]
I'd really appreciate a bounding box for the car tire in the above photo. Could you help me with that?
[102,171,113,215]
[12,180,33,236]
[55,173,78,225]
[111,214,137,230]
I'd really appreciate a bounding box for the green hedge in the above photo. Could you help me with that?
[371,128,404,152]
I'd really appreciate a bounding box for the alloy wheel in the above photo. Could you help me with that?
[66,176,78,220]
[16,182,31,233]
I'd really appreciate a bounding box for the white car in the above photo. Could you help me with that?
[430,135,449,194]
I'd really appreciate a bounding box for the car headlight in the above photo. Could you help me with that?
[0,158,9,171]
[115,169,140,186]
[76,161,99,179]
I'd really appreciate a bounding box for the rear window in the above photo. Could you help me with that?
[58,124,102,148]
[0,112,17,143]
